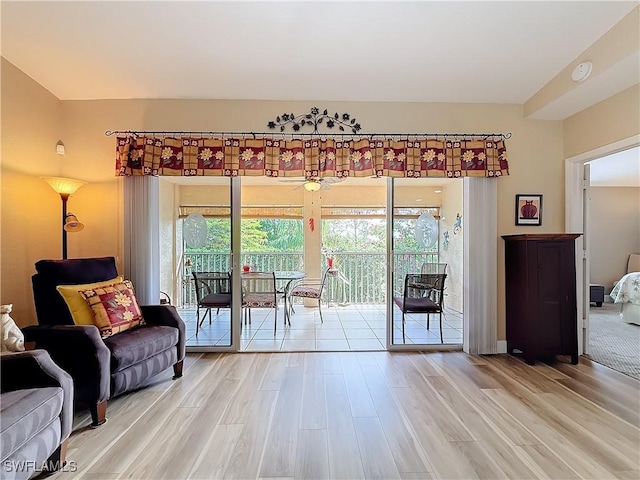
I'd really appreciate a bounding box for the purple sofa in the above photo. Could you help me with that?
[24,257,185,427]
[1,350,73,480]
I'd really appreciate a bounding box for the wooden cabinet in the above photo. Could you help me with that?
[502,234,581,365]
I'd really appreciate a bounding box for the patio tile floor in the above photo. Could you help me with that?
[179,303,463,351]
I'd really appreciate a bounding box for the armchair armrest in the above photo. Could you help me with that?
[1,350,74,441]
[140,305,186,362]
[22,325,110,404]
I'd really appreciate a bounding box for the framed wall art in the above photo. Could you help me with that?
[515,194,542,226]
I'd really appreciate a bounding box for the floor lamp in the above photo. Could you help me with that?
[42,177,87,259]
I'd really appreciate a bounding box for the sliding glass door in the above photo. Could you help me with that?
[388,177,464,348]
[160,176,235,350]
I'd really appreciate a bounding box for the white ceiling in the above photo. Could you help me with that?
[1,1,638,121]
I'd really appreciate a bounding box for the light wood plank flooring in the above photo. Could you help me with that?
[62,352,640,480]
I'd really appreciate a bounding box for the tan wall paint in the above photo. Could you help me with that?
[1,59,63,326]
[9,61,632,338]
[439,182,464,313]
[159,180,178,302]
[589,187,640,292]
[564,85,640,158]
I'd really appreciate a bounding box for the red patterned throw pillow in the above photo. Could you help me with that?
[78,280,144,338]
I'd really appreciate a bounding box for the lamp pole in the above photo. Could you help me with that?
[60,193,70,260]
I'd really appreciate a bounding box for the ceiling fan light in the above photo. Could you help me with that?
[303,180,322,192]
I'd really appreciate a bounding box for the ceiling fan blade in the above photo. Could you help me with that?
[322,177,346,184]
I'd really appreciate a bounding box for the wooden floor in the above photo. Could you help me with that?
[63,352,640,480]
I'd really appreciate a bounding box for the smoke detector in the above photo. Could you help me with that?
[571,62,593,83]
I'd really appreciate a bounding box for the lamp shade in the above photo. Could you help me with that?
[63,213,84,232]
[303,180,322,192]
[42,176,87,195]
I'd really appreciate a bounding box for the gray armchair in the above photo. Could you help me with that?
[1,350,74,480]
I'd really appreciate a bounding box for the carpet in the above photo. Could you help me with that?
[587,303,640,379]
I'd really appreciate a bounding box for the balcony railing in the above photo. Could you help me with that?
[181,251,437,306]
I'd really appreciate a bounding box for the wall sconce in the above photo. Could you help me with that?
[42,176,87,259]
[303,180,322,192]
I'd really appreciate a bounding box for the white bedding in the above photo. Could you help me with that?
[610,272,640,325]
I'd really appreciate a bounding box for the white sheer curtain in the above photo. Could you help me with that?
[123,176,160,305]
[463,177,498,354]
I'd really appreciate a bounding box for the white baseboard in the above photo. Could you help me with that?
[497,340,507,353]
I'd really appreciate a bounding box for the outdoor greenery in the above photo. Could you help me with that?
[185,216,435,254]
[182,209,438,305]
[322,218,433,253]
[185,218,303,253]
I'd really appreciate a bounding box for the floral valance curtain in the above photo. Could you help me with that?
[115,135,509,179]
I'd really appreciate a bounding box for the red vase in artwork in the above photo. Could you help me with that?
[521,200,537,219]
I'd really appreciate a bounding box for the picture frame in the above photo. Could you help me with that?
[515,194,542,226]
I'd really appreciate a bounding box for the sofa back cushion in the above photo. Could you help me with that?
[32,257,118,326]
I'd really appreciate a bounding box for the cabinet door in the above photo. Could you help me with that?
[536,242,565,353]
[558,241,578,353]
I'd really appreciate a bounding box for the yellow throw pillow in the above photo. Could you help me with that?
[78,280,144,338]
[57,276,124,325]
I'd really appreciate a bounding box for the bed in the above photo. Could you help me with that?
[610,272,640,325]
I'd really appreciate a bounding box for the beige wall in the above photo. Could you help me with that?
[1,59,63,326]
[6,59,637,338]
[564,85,640,158]
[439,181,464,312]
[589,187,640,292]
[159,180,179,303]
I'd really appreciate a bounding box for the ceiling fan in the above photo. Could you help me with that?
[278,177,345,192]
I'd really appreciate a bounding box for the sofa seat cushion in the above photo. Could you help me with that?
[0,387,63,461]
[103,325,178,373]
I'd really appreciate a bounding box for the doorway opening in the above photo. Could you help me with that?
[565,137,639,378]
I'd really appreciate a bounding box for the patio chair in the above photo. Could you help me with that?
[288,268,330,322]
[421,263,448,306]
[421,262,447,274]
[393,272,447,343]
[241,272,283,336]
[192,271,232,336]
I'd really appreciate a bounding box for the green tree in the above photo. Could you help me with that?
[322,218,386,252]
[241,219,268,251]
[261,219,303,251]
